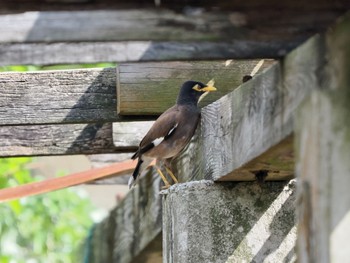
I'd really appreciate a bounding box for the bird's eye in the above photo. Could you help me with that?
[192,84,202,91]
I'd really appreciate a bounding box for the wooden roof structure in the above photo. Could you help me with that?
[1,1,350,262]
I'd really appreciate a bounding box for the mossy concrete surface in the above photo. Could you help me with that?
[162,180,296,263]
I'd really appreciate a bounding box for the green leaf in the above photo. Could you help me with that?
[0,63,108,261]
[8,199,22,215]
[0,157,95,262]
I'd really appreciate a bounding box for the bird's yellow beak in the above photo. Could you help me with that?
[203,79,216,92]
[198,79,217,103]
[201,86,217,92]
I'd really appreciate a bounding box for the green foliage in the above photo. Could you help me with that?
[0,65,40,72]
[0,63,116,72]
[0,158,94,263]
[0,63,112,262]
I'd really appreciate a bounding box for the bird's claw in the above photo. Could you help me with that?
[165,167,178,184]
[156,166,179,189]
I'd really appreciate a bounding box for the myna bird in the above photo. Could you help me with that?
[129,80,217,188]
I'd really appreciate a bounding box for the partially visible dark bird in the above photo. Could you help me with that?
[129,80,216,188]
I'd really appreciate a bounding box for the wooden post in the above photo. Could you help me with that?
[296,13,350,262]
[163,180,296,263]
[89,169,163,263]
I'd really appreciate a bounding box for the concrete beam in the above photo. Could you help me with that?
[162,180,296,263]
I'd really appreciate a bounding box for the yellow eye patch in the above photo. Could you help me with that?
[192,84,201,91]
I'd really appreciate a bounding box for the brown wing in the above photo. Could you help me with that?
[138,105,179,152]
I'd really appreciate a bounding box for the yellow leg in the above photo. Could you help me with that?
[165,167,178,184]
[156,168,171,189]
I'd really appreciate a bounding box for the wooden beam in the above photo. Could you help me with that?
[0,41,297,66]
[0,10,237,43]
[0,68,118,125]
[170,33,325,182]
[0,123,130,157]
[296,13,350,263]
[117,60,274,115]
[0,9,343,52]
[0,60,272,125]
[0,121,156,157]
[113,121,154,147]
[219,135,294,181]
[90,169,162,263]
[1,0,349,13]
[130,235,162,263]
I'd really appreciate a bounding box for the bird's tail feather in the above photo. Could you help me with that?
[128,156,153,189]
[128,175,136,189]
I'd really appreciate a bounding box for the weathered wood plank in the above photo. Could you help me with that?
[0,4,346,67]
[0,123,135,157]
[117,60,274,115]
[296,13,350,263]
[168,33,325,182]
[85,122,153,184]
[0,10,236,43]
[1,0,349,12]
[0,61,272,125]
[0,121,155,157]
[113,121,154,147]
[1,9,341,51]
[0,68,118,125]
[219,135,294,181]
[171,63,292,182]
[0,41,297,66]
[130,235,162,263]
[89,169,162,263]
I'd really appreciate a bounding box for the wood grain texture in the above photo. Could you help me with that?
[0,2,346,46]
[86,121,154,184]
[0,41,296,66]
[296,13,350,263]
[1,0,349,12]
[0,123,132,157]
[130,235,162,263]
[170,34,326,182]
[219,135,294,181]
[2,9,338,44]
[0,10,235,43]
[0,61,271,125]
[113,121,154,147]
[0,68,117,125]
[0,121,155,157]
[89,169,162,263]
[112,171,162,263]
[117,60,274,115]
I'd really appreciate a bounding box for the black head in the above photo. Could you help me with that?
[176,80,216,105]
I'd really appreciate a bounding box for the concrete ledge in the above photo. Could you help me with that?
[162,180,296,263]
